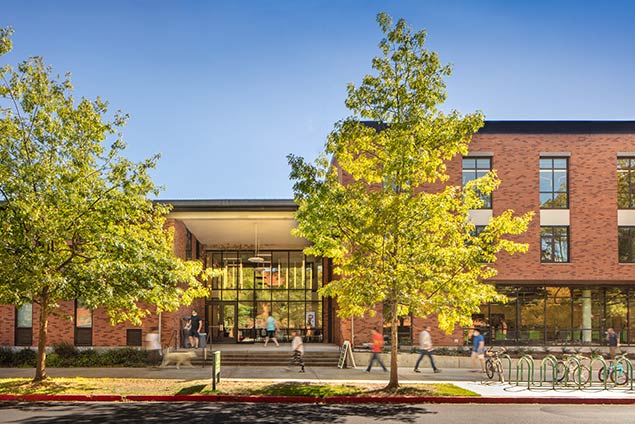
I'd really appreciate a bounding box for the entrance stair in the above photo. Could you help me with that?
[173,344,342,367]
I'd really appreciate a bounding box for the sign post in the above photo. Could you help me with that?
[211,351,221,390]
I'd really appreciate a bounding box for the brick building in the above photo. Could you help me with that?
[3,121,635,349]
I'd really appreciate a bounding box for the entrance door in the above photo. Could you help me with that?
[209,302,237,343]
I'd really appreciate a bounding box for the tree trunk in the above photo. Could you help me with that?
[386,301,400,389]
[33,289,49,382]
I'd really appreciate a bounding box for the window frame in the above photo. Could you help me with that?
[618,226,635,263]
[540,157,569,209]
[462,156,493,209]
[540,225,570,263]
[618,157,635,209]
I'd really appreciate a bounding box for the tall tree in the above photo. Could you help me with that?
[288,13,533,389]
[0,28,210,382]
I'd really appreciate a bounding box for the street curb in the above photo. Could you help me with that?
[1,393,635,404]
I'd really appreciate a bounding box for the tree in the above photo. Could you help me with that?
[288,13,533,389]
[0,28,210,382]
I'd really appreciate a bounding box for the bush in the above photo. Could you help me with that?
[0,347,13,366]
[100,347,149,367]
[52,342,79,359]
[13,348,36,367]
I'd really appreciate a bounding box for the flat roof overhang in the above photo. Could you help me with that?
[158,199,309,250]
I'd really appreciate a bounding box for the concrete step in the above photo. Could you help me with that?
[171,349,341,367]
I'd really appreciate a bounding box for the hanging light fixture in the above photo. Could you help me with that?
[248,223,266,263]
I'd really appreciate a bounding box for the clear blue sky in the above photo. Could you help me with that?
[3,1,634,199]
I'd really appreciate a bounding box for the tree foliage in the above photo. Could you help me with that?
[0,27,210,381]
[288,13,532,388]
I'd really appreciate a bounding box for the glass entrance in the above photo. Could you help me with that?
[207,250,324,343]
[208,302,237,343]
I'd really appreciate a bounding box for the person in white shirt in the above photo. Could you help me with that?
[290,331,305,373]
[414,326,441,373]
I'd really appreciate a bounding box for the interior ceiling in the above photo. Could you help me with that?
[181,217,310,250]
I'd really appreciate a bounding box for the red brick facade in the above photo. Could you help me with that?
[0,217,203,349]
[3,122,635,349]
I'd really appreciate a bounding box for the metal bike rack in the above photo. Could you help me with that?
[615,356,634,391]
[501,353,513,384]
[539,354,558,389]
[590,355,609,390]
[515,354,534,389]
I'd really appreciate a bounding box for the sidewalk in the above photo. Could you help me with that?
[2,365,635,399]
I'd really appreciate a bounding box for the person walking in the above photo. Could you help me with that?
[145,327,162,364]
[414,326,441,374]
[264,313,280,347]
[188,310,203,349]
[365,328,388,373]
[471,328,486,372]
[607,327,620,358]
[290,331,305,372]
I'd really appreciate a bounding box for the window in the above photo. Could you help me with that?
[126,329,142,346]
[75,300,92,346]
[185,229,192,260]
[462,157,492,208]
[618,158,635,208]
[15,304,33,346]
[540,158,568,208]
[619,227,635,263]
[541,226,569,263]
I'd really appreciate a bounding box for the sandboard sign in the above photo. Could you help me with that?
[338,340,356,369]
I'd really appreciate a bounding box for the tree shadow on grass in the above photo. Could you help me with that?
[175,384,207,395]
[0,380,96,395]
[1,401,436,423]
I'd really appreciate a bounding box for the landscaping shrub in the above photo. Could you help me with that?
[0,347,13,366]
[13,348,36,367]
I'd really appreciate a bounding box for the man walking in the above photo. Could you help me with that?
[607,328,620,358]
[290,331,305,372]
[365,328,388,373]
[188,310,203,349]
[414,326,441,373]
[471,328,486,372]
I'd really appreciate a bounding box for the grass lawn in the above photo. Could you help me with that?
[0,378,479,398]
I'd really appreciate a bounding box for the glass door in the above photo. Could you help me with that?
[208,302,237,343]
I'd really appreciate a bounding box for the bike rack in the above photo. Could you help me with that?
[515,354,534,389]
[615,356,634,391]
[539,354,558,389]
[501,353,513,384]
[590,355,609,391]
[560,355,583,389]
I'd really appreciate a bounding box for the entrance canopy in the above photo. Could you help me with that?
[162,199,310,250]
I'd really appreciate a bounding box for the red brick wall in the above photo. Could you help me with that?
[0,217,204,348]
[467,132,635,284]
[0,305,15,346]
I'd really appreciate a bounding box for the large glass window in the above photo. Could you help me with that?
[618,158,635,208]
[462,157,492,208]
[208,250,323,343]
[619,227,635,263]
[540,158,568,208]
[541,226,569,263]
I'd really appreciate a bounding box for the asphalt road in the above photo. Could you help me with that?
[0,402,631,424]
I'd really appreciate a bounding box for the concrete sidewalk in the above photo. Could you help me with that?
[2,365,635,399]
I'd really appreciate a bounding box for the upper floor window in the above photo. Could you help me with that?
[462,157,492,209]
[618,226,635,263]
[540,226,569,263]
[540,158,568,209]
[185,229,193,260]
[618,158,635,208]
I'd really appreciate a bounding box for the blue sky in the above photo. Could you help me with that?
[3,1,634,199]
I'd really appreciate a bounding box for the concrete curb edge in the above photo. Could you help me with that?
[1,394,635,404]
